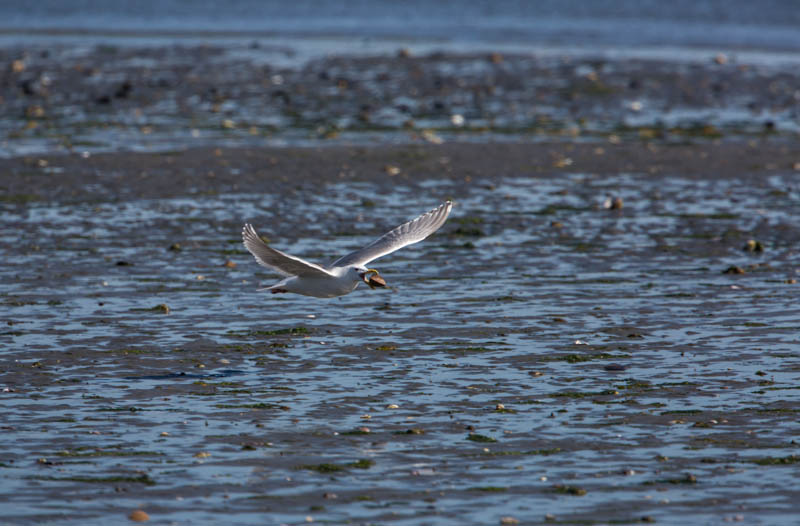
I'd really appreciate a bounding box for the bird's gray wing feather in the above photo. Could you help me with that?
[331,201,452,268]
[242,224,334,278]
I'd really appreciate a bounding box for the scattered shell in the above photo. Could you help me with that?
[129,510,150,522]
[603,196,624,209]
[495,403,505,410]
[194,451,211,458]
[714,53,729,65]
[421,129,443,144]
[450,114,465,126]
[500,517,519,525]
[223,260,237,268]
[386,404,399,409]
[160,431,169,436]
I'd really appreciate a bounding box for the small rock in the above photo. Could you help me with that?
[151,304,170,314]
[723,265,746,274]
[603,196,624,209]
[743,240,764,252]
[500,517,519,525]
[714,53,728,65]
[604,363,627,372]
[223,260,237,268]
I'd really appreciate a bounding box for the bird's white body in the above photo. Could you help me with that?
[265,267,360,298]
[242,201,452,298]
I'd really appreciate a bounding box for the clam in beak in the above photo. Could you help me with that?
[361,269,387,289]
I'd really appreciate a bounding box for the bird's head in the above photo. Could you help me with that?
[357,267,387,289]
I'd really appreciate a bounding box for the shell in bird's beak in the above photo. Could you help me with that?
[361,269,387,289]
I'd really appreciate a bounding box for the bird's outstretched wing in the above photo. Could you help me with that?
[242,224,334,278]
[331,201,452,268]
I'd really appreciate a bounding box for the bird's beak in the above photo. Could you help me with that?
[360,268,387,289]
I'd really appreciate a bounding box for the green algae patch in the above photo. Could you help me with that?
[470,486,508,492]
[227,327,310,337]
[298,463,346,473]
[35,474,156,485]
[477,448,562,457]
[646,473,697,485]
[467,433,497,443]
[552,484,587,496]
[55,449,163,458]
[552,389,618,399]
[297,459,374,473]
[750,455,800,465]
[347,459,375,469]
[215,402,290,410]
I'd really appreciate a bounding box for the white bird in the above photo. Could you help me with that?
[242,201,452,298]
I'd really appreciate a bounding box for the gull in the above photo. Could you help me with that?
[242,201,452,298]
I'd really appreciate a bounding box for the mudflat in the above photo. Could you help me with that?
[2,42,800,526]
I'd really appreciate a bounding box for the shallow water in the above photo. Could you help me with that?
[2,167,799,525]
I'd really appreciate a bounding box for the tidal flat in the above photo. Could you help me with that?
[2,139,799,525]
[2,34,800,525]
